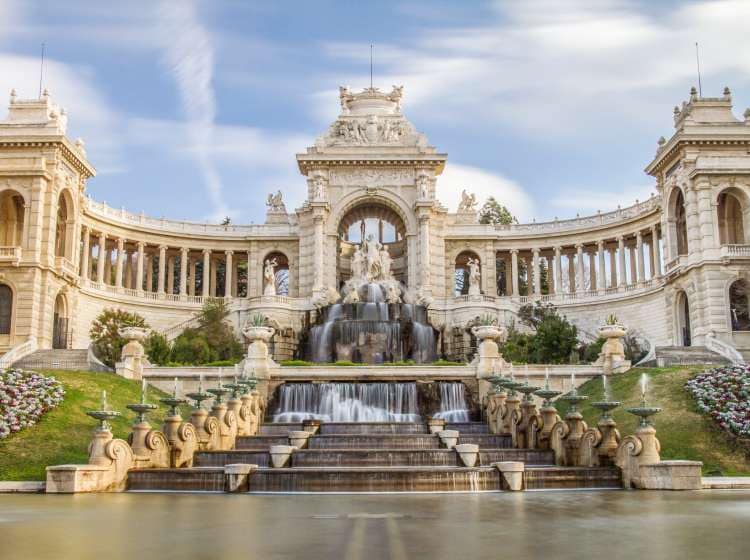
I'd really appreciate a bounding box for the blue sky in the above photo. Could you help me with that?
[1,0,749,223]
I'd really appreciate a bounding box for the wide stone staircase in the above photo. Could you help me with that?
[127,420,621,493]
[651,346,730,367]
[12,349,111,372]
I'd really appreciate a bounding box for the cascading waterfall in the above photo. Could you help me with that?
[272,382,420,423]
[433,382,470,422]
[305,282,437,364]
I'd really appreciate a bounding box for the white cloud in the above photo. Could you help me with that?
[155,1,227,219]
[437,162,534,220]
[549,184,656,215]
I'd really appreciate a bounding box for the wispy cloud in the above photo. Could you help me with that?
[155,1,227,219]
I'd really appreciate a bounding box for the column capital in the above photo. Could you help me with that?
[554,246,562,254]
[81,224,90,233]
[224,249,234,256]
[532,247,540,256]
[137,241,145,250]
[117,237,125,247]
[181,246,190,254]
[636,230,643,240]
[597,239,604,249]
[158,244,169,251]
[202,248,211,256]
[617,235,625,243]
[575,243,584,250]
[510,248,519,255]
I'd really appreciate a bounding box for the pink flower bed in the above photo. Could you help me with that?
[685,365,750,438]
[0,369,65,439]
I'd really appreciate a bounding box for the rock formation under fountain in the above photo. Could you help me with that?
[306,236,437,363]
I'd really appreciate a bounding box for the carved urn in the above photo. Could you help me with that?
[471,325,506,343]
[242,326,275,344]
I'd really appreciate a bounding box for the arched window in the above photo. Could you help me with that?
[729,280,750,331]
[0,284,12,335]
[718,191,746,245]
[265,251,290,296]
[673,190,688,256]
[454,251,480,296]
[0,190,25,246]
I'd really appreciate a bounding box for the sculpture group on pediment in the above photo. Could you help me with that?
[458,190,478,213]
[331,116,410,146]
[266,190,286,213]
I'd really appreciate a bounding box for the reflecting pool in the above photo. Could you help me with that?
[1,490,749,559]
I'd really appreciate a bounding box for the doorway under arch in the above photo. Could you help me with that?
[52,293,69,349]
[675,291,691,346]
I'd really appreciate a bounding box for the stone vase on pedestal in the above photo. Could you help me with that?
[116,326,150,380]
[471,325,507,377]
[242,326,276,379]
[595,324,631,374]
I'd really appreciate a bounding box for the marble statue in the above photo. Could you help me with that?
[379,245,393,280]
[458,190,478,213]
[266,190,286,213]
[263,258,277,296]
[351,245,365,281]
[467,257,481,296]
[364,235,382,281]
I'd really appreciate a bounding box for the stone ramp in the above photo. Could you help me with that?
[650,346,729,367]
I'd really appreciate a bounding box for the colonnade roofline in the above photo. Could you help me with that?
[83,192,660,241]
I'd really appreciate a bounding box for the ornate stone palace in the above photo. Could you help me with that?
[1,85,749,364]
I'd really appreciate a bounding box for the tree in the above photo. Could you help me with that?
[506,302,579,364]
[90,308,148,368]
[479,197,517,225]
[169,300,244,365]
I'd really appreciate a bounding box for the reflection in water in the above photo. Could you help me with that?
[1,491,749,559]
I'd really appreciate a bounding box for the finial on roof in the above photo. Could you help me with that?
[690,86,697,96]
[42,88,49,99]
[673,106,680,115]
[744,108,750,122]
[9,89,16,104]
[723,86,732,101]
[658,136,666,146]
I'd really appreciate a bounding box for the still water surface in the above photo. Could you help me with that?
[1,490,749,559]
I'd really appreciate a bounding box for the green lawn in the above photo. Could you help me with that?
[554,366,750,476]
[0,370,168,481]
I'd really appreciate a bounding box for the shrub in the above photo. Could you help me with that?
[431,359,465,366]
[145,332,171,366]
[0,370,65,439]
[90,308,148,368]
[171,331,213,364]
[280,360,315,367]
[498,304,579,364]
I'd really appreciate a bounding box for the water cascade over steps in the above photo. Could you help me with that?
[432,381,470,423]
[306,283,437,364]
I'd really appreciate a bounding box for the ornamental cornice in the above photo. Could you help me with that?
[646,137,750,175]
[0,137,95,178]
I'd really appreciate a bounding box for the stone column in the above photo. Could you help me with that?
[597,241,606,291]
[636,231,645,283]
[532,248,541,297]
[504,256,512,296]
[567,251,575,292]
[609,245,617,288]
[629,242,637,284]
[651,225,661,277]
[124,251,133,289]
[202,249,211,297]
[210,256,218,297]
[80,226,90,281]
[104,247,112,284]
[224,250,233,298]
[419,215,431,293]
[136,242,145,293]
[246,250,253,298]
[511,249,519,297]
[146,254,154,292]
[617,236,626,288]
[115,238,125,289]
[97,232,106,283]
[576,244,584,292]
[158,245,167,294]
[588,251,596,291]
[179,249,189,296]
[554,246,563,295]
[313,215,325,292]
[167,255,175,295]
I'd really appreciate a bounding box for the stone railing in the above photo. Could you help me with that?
[664,256,681,272]
[705,331,745,365]
[55,256,79,277]
[85,197,297,238]
[0,246,21,265]
[720,244,750,258]
[81,279,225,307]
[0,337,37,369]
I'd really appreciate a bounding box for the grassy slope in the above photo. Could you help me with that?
[0,370,167,481]
[555,366,750,475]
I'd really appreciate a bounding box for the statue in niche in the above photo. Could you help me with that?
[379,244,393,280]
[266,191,286,213]
[458,190,478,213]
[467,257,481,296]
[263,258,277,296]
[351,245,365,281]
[416,172,430,199]
[312,174,327,200]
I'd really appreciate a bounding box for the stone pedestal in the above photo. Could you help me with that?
[563,411,587,466]
[539,405,560,447]
[494,461,524,491]
[503,394,521,434]
[162,414,197,468]
[471,325,507,377]
[224,464,258,492]
[128,421,169,468]
[455,443,479,467]
[190,408,220,451]
[638,461,703,490]
[438,430,459,449]
[243,326,276,379]
[596,417,620,465]
[115,327,149,380]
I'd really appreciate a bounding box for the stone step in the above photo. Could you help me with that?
[447,422,490,434]
[12,349,110,372]
[126,464,621,493]
[194,447,554,468]
[653,346,729,366]
[318,422,430,435]
[308,434,442,449]
[259,423,303,435]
